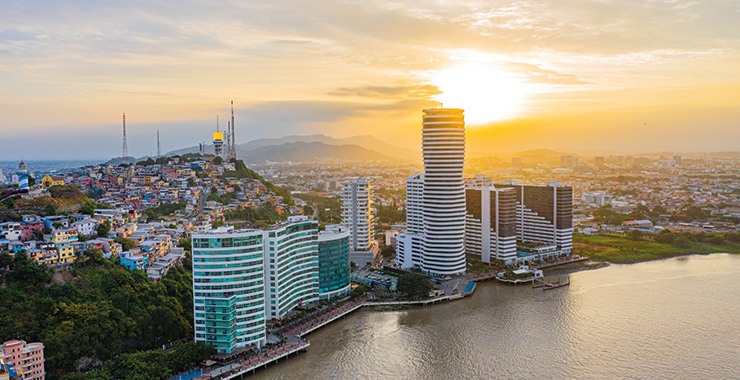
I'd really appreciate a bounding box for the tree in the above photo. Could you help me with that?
[0,251,13,269]
[77,249,105,267]
[114,237,137,251]
[80,200,96,217]
[654,230,676,244]
[397,273,434,299]
[349,283,371,298]
[627,230,643,241]
[96,220,111,238]
[674,236,692,248]
[380,245,395,260]
[303,205,314,216]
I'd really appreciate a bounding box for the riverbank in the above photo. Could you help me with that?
[574,234,740,264]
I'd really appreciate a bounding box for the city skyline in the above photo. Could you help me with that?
[1,1,739,159]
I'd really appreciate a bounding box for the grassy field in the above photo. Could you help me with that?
[574,234,740,264]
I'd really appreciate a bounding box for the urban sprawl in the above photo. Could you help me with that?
[1,107,738,380]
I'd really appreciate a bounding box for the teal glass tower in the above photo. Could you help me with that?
[192,228,266,354]
[318,225,351,300]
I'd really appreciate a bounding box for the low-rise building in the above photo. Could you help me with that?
[1,340,45,380]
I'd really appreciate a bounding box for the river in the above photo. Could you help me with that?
[253,254,740,379]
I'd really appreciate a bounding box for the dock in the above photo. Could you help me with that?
[533,275,570,290]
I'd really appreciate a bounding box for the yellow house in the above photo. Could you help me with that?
[57,246,76,264]
[41,174,65,188]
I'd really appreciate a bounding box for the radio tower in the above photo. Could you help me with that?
[156,130,161,158]
[122,112,129,159]
[228,100,237,160]
[226,121,231,157]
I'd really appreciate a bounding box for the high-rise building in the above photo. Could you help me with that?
[192,228,266,354]
[396,173,425,269]
[318,225,351,300]
[497,181,573,254]
[192,217,320,354]
[397,108,466,276]
[582,191,606,207]
[264,216,319,320]
[465,177,518,264]
[1,340,45,380]
[340,178,376,267]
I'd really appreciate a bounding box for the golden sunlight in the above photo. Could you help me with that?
[431,61,528,125]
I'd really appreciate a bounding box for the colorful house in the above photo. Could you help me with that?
[1,340,45,380]
[40,174,65,188]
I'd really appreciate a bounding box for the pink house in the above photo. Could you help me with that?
[1,340,45,379]
[21,222,44,241]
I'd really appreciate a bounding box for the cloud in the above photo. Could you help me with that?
[328,84,441,99]
[505,62,590,85]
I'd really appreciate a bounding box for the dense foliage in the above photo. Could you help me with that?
[0,252,196,379]
[375,204,405,224]
[397,273,434,299]
[224,206,284,225]
[574,232,740,263]
[66,342,213,380]
[294,193,342,224]
[145,202,186,220]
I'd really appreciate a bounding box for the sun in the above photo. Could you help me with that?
[430,61,528,125]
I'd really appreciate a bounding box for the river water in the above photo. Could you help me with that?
[254,254,740,379]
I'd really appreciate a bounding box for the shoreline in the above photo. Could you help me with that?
[194,252,736,379]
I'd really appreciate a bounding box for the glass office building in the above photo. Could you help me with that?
[318,225,351,300]
[192,228,266,354]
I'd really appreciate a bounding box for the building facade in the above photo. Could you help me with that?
[317,225,351,300]
[191,217,320,354]
[192,228,266,354]
[465,181,518,264]
[497,181,574,255]
[340,178,376,267]
[397,108,467,276]
[264,216,319,320]
[1,340,45,380]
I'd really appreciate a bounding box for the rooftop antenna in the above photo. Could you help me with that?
[156,130,161,158]
[122,112,129,159]
[226,120,231,158]
[229,100,237,160]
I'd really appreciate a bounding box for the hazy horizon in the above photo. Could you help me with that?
[1,1,739,160]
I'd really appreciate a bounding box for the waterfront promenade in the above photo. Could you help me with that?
[188,292,468,379]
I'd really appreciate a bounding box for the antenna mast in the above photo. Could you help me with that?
[229,100,237,160]
[157,130,161,158]
[122,112,129,159]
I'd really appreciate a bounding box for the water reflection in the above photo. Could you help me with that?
[255,254,740,379]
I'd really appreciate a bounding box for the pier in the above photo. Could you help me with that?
[533,275,570,290]
[195,340,309,380]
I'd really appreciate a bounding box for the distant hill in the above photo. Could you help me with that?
[166,134,417,162]
[240,142,391,164]
[104,156,139,166]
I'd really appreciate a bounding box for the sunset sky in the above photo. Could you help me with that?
[1,0,739,159]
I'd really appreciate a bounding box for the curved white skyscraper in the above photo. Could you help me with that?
[421,108,466,275]
[397,108,466,276]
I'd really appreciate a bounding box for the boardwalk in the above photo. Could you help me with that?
[190,292,472,379]
[194,341,309,380]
